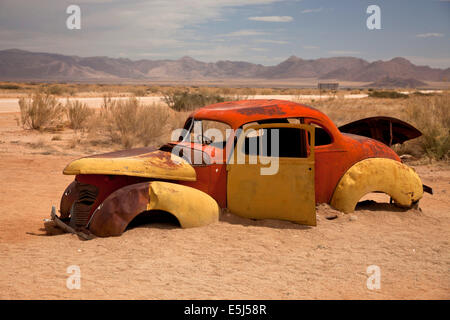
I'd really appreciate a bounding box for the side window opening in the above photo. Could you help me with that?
[242,127,309,158]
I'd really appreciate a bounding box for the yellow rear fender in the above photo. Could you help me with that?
[330,158,424,213]
[89,181,219,237]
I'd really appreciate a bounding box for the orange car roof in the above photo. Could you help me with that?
[191,99,332,128]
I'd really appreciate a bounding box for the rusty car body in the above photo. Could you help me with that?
[46,99,430,239]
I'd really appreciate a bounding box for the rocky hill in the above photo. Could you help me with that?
[1,49,448,83]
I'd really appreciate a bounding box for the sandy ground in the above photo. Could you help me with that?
[0,112,449,300]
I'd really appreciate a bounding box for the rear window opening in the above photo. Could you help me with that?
[306,122,333,146]
[126,210,180,230]
[314,126,333,146]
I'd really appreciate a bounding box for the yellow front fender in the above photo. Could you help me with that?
[330,158,423,213]
[146,182,219,228]
[89,181,219,237]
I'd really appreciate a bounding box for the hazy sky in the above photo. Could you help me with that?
[0,0,449,67]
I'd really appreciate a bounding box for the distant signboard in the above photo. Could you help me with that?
[318,83,339,90]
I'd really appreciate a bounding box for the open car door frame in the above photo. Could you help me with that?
[226,123,316,226]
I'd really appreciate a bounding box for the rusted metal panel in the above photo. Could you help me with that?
[304,117,401,204]
[191,99,326,129]
[423,184,433,195]
[87,147,156,158]
[48,206,94,240]
[338,116,422,146]
[88,181,219,237]
[89,182,151,237]
[59,180,80,219]
[70,183,98,227]
[63,149,196,181]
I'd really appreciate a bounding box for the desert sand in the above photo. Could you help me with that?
[0,111,449,300]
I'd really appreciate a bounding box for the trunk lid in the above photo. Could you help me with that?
[338,116,422,146]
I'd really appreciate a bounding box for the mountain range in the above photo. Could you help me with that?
[0,49,449,83]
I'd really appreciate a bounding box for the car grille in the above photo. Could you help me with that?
[70,183,98,227]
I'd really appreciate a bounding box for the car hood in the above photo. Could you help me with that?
[63,147,196,181]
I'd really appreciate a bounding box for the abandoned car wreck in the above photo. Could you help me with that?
[45,99,431,239]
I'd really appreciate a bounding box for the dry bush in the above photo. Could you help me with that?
[65,100,94,131]
[51,135,62,141]
[369,91,409,99]
[18,91,63,130]
[163,91,226,111]
[402,94,450,160]
[0,84,21,90]
[68,135,83,149]
[97,96,171,148]
[137,104,173,146]
[132,88,147,97]
[47,85,66,95]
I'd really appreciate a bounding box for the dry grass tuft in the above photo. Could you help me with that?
[368,91,409,99]
[402,94,450,160]
[95,96,173,148]
[64,99,94,131]
[18,91,63,130]
[163,91,225,112]
[51,135,62,141]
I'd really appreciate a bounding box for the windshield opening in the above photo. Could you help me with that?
[180,118,231,148]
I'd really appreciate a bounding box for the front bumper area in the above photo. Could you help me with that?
[44,206,95,240]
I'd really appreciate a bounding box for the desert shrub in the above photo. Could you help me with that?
[47,85,65,95]
[403,94,450,160]
[18,91,63,130]
[65,100,94,131]
[147,86,160,94]
[51,135,62,141]
[368,91,408,99]
[133,88,147,97]
[0,84,21,90]
[163,91,225,111]
[412,91,433,97]
[137,104,173,147]
[99,96,171,148]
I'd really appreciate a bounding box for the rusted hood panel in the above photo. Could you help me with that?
[338,116,422,146]
[63,148,197,181]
